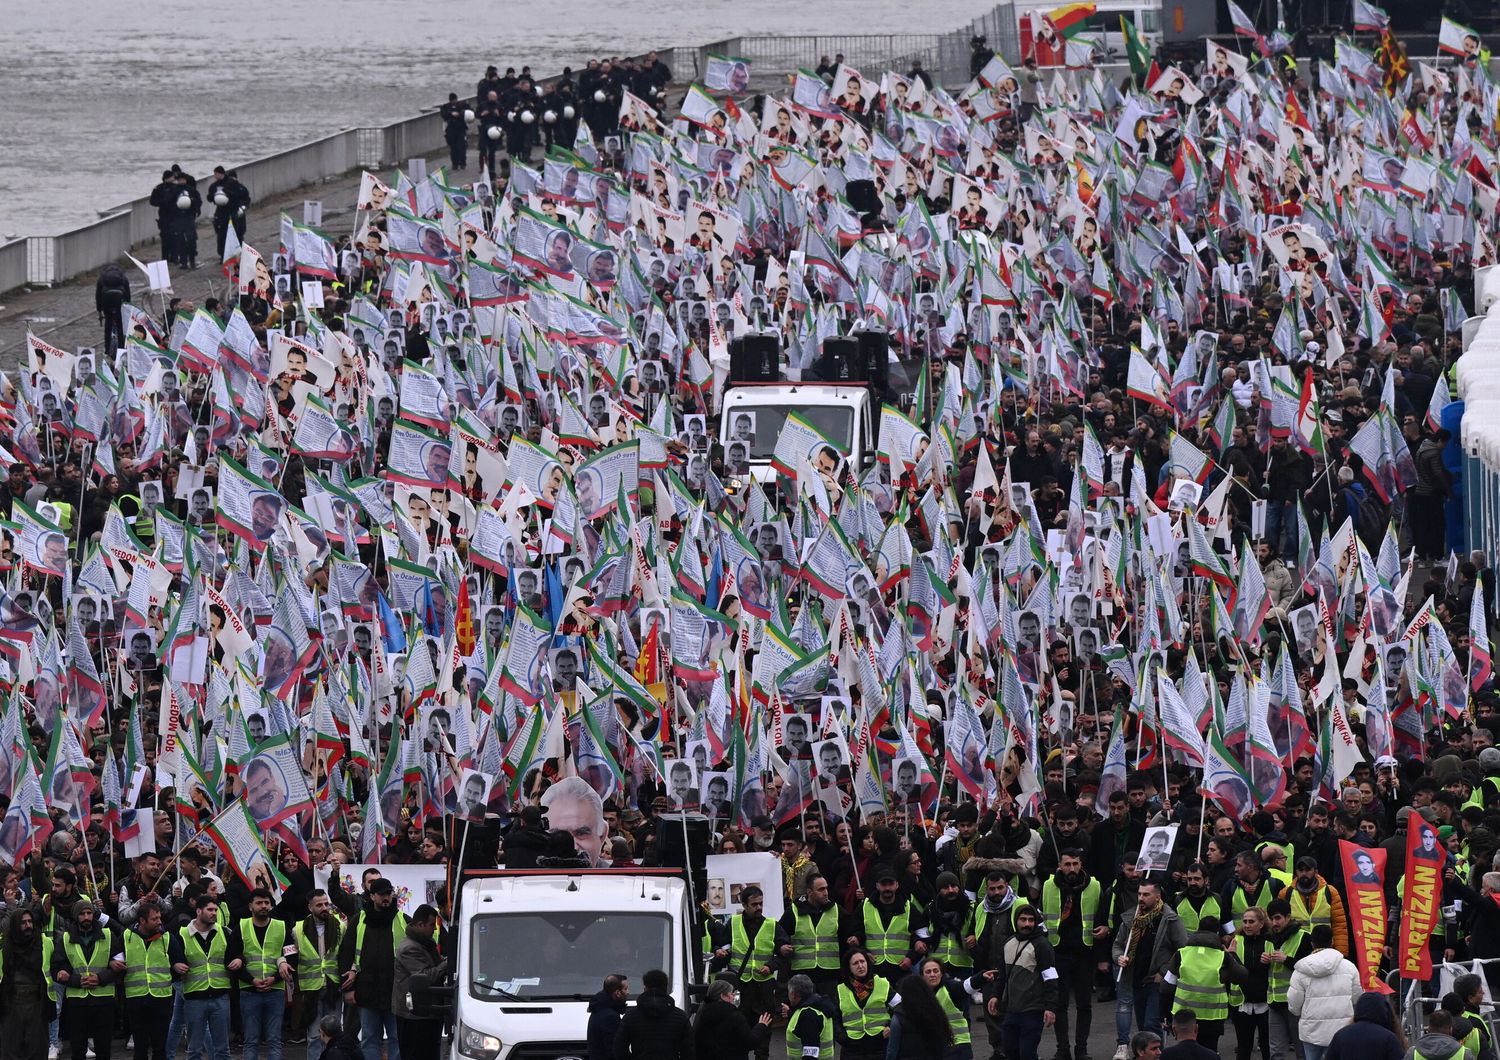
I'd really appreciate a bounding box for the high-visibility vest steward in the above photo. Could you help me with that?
[837,977,892,1039]
[790,905,841,972]
[728,915,777,983]
[178,927,231,993]
[124,932,174,998]
[1172,946,1228,1021]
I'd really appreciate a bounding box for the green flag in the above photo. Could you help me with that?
[1121,15,1151,80]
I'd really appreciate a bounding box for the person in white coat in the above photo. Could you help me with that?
[1287,925,1363,1060]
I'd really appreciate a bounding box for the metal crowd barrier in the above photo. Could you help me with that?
[1386,960,1500,1047]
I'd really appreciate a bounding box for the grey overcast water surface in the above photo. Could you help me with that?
[0,0,998,240]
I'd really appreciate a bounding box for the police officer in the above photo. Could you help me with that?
[711,885,785,1060]
[781,875,843,998]
[440,94,469,171]
[476,91,505,177]
[1041,849,1107,1060]
[205,166,250,258]
[852,869,925,982]
[52,899,118,1060]
[503,76,538,163]
[122,901,174,1060]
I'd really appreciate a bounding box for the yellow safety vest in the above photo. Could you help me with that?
[837,978,892,1039]
[124,932,174,998]
[1230,878,1277,918]
[239,918,287,981]
[178,926,230,993]
[1175,893,1223,934]
[862,899,912,967]
[790,905,841,972]
[62,933,113,999]
[1267,929,1305,1004]
[935,986,972,1046]
[352,910,407,965]
[1285,887,1332,934]
[786,1002,834,1060]
[1041,878,1101,949]
[294,921,340,992]
[1172,946,1227,1021]
[728,915,777,983]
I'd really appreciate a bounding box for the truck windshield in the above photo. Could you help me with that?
[469,912,671,1000]
[730,405,853,460]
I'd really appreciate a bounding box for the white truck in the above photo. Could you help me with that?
[428,870,701,1060]
[719,381,876,486]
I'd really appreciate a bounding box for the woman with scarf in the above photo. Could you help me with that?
[834,949,891,1060]
[1,907,52,1060]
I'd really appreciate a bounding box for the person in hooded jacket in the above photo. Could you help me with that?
[588,975,629,1060]
[1287,925,1363,1060]
[1325,993,1404,1060]
[1402,1010,1465,1060]
[613,968,693,1060]
[692,979,771,1060]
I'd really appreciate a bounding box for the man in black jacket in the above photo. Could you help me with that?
[502,806,549,868]
[95,263,131,354]
[587,975,628,1060]
[440,94,469,171]
[52,899,120,1060]
[613,968,693,1060]
[205,167,250,258]
[337,878,403,1060]
[149,170,179,263]
[693,980,770,1060]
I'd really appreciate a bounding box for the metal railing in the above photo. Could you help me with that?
[0,45,689,297]
[0,240,25,298]
[1386,961,1500,1047]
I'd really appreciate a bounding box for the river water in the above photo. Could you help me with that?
[0,0,998,240]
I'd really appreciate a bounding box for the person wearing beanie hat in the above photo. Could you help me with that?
[924,871,975,977]
[53,895,120,1060]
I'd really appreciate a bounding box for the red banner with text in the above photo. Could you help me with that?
[1398,819,1445,979]
[1340,839,1393,993]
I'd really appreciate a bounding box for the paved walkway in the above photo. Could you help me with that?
[0,153,406,370]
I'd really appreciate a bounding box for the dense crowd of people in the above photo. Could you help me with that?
[7,6,1500,1060]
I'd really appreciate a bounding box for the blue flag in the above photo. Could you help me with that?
[376,590,407,654]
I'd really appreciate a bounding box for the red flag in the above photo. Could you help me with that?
[1339,841,1392,993]
[1397,819,1445,979]
[455,577,476,658]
